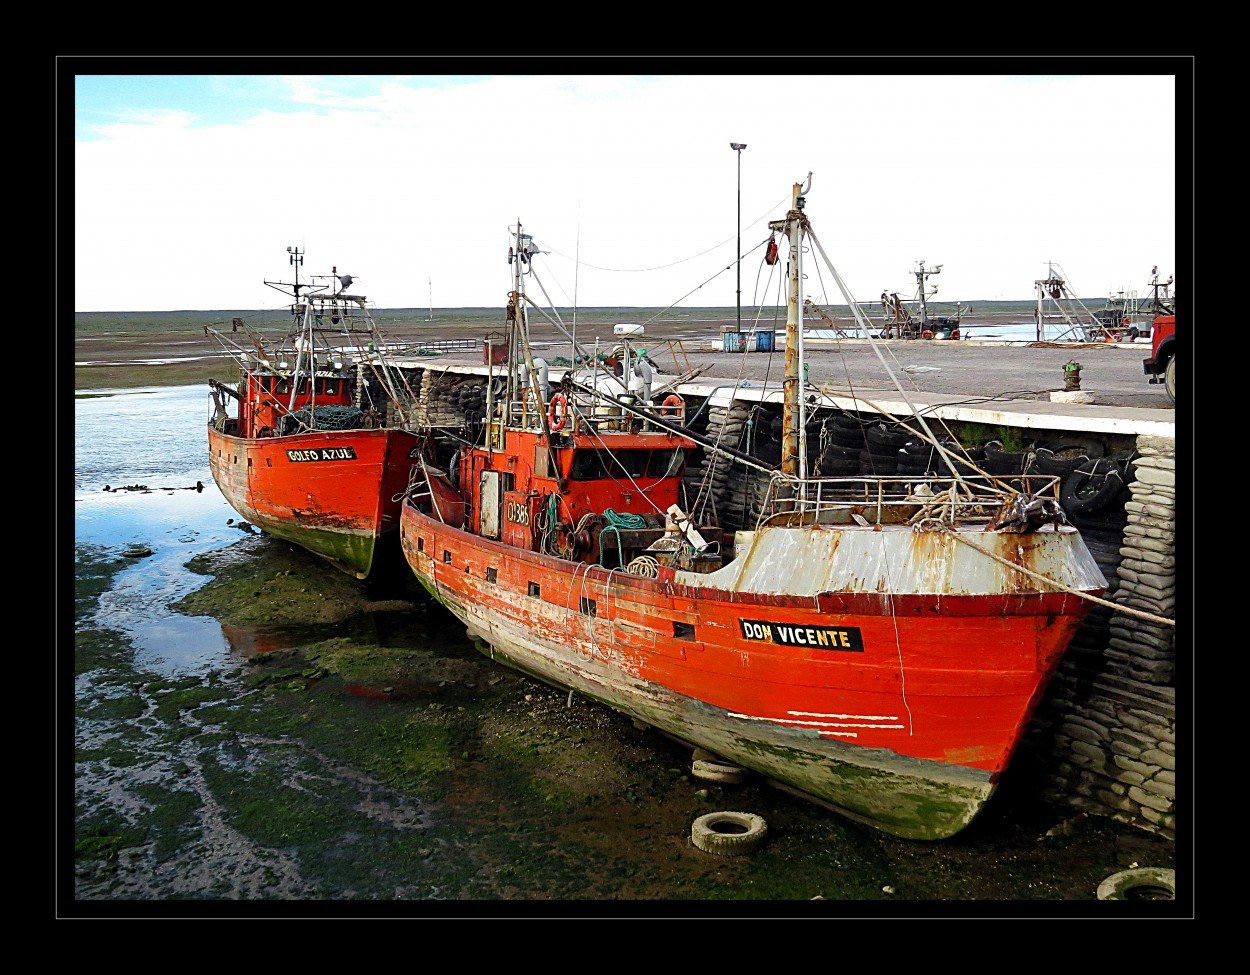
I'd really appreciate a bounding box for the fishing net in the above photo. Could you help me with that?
[280,404,367,434]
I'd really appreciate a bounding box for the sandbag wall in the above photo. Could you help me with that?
[397,367,489,431]
[1022,434,1177,840]
[1109,435,1177,685]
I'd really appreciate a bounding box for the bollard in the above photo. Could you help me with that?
[1063,359,1082,391]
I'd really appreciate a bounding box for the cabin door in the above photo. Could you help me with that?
[479,469,502,539]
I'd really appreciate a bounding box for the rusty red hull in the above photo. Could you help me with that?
[400,498,1103,839]
[209,423,422,578]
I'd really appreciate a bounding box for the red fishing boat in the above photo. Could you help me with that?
[399,179,1107,839]
[207,249,423,579]
[1141,267,1176,401]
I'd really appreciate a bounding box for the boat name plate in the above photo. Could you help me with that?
[285,446,360,462]
[739,619,864,651]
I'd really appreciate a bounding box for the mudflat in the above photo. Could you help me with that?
[75,313,1175,413]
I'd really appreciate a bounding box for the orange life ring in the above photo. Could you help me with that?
[548,392,568,431]
[661,394,684,418]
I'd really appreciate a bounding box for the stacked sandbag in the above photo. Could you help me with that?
[407,370,474,428]
[1107,436,1177,685]
[1024,671,1176,840]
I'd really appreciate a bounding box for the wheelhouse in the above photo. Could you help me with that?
[240,368,356,438]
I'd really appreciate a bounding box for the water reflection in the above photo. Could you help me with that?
[74,385,246,676]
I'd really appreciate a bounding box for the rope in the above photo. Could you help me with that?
[877,530,915,736]
[539,493,561,555]
[604,509,647,529]
[597,509,648,568]
[626,555,660,578]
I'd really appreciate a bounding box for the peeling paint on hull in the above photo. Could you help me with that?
[400,501,1102,840]
[208,424,421,579]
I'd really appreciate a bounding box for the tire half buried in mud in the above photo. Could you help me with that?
[691,811,769,856]
[691,757,751,785]
[1096,867,1175,901]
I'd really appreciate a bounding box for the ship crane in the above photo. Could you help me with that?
[803,298,851,339]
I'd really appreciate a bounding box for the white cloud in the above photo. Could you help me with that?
[72,71,1182,312]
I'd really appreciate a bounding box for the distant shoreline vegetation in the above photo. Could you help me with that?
[76,299,1088,337]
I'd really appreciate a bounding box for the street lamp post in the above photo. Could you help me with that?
[730,143,747,333]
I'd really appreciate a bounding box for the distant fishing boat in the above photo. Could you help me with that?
[1033,262,1135,343]
[397,176,1107,840]
[205,249,422,579]
[1141,266,1176,400]
[878,261,969,340]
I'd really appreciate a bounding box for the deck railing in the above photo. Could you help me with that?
[756,473,1064,529]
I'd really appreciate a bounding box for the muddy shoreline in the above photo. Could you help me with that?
[70,524,1180,913]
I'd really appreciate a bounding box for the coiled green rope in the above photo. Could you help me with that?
[598,508,647,567]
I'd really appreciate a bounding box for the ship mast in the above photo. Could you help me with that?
[914,260,941,329]
[774,174,811,478]
[505,223,527,427]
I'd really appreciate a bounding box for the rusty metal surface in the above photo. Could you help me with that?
[696,522,1105,597]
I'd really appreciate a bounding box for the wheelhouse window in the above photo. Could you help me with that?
[571,450,607,479]
[647,448,686,478]
[570,449,660,480]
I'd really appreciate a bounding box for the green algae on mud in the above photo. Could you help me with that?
[174,541,391,629]
[71,534,1178,907]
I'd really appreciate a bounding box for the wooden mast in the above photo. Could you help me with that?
[777,175,811,477]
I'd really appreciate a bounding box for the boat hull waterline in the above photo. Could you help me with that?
[209,424,422,579]
[401,500,1104,840]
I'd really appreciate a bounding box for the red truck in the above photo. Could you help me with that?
[1142,270,1175,401]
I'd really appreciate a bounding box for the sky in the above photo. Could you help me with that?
[68,63,1186,314]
